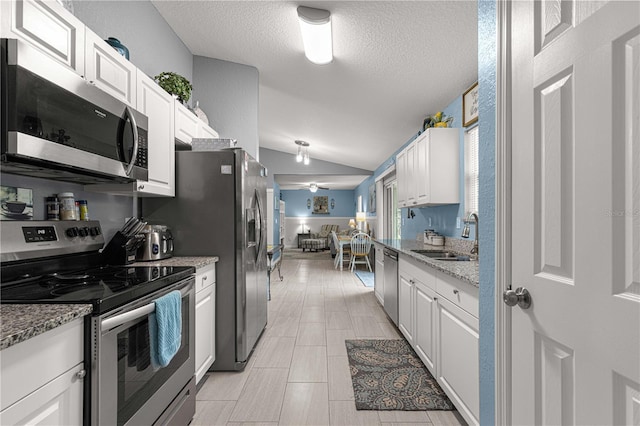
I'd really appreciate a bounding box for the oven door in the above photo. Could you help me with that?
[90,277,195,426]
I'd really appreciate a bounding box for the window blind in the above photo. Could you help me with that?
[464,126,479,215]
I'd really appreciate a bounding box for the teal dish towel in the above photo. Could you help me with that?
[149,290,182,369]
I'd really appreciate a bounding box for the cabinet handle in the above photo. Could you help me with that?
[453,289,459,295]
[76,370,86,380]
[203,275,207,280]
[138,184,145,190]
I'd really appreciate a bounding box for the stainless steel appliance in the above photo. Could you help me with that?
[383,248,399,326]
[136,225,174,261]
[0,221,196,425]
[143,148,268,371]
[1,38,148,184]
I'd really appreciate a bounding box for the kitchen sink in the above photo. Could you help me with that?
[410,249,470,261]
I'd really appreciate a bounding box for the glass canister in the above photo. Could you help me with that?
[58,192,77,220]
[46,197,60,220]
[78,200,89,221]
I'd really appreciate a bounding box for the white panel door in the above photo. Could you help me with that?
[137,71,175,196]
[398,273,414,344]
[414,280,437,373]
[510,1,640,425]
[85,29,136,106]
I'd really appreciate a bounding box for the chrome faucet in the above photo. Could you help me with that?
[461,212,478,258]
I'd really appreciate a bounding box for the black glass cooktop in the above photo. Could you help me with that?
[1,265,195,314]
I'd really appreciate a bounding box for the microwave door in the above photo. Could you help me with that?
[118,106,140,176]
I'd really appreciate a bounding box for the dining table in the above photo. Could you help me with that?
[335,235,352,271]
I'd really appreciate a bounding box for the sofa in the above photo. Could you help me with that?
[309,224,339,249]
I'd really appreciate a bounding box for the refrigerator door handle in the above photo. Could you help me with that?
[254,189,263,262]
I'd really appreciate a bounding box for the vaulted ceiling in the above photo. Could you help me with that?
[152,1,478,175]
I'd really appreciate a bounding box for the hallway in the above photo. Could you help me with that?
[192,256,466,425]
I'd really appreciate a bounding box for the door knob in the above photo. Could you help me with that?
[503,287,531,309]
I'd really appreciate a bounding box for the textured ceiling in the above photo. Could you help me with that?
[152,1,478,172]
[275,174,370,190]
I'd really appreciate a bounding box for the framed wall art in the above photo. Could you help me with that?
[368,183,376,213]
[462,82,479,127]
[1,185,33,220]
[312,196,329,214]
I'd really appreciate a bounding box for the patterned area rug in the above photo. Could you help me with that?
[345,339,454,411]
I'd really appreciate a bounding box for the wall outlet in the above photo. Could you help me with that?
[428,217,432,227]
[456,217,461,229]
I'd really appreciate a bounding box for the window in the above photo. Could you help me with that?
[384,178,401,239]
[464,126,479,215]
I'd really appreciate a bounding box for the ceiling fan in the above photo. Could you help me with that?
[309,183,329,193]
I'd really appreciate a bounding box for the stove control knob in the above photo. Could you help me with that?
[89,227,97,236]
[78,227,88,237]
[93,227,102,236]
[66,227,79,238]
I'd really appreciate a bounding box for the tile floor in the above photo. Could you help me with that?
[193,255,467,426]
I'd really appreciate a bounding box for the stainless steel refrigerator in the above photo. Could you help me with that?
[142,148,268,371]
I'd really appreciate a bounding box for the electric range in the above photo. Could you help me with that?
[0,220,197,425]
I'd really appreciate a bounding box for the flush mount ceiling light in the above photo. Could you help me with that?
[297,6,333,65]
[295,140,310,165]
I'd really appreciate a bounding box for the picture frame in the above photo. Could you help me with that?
[368,183,376,213]
[462,82,479,127]
[312,195,329,214]
[1,185,33,220]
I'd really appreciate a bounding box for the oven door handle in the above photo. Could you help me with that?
[101,286,190,331]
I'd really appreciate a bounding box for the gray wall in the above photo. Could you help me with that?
[0,174,133,243]
[74,0,193,82]
[259,148,372,187]
[193,56,259,159]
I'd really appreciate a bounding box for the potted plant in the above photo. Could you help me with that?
[154,72,193,104]
[423,111,454,130]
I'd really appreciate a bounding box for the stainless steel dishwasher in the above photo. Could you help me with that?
[383,248,399,326]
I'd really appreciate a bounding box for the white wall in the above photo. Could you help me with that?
[283,217,377,248]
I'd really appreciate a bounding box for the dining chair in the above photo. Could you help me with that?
[349,232,372,272]
[332,231,350,269]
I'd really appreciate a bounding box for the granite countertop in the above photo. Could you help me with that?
[374,239,479,287]
[130,256,219,269]
[1,304,92,351]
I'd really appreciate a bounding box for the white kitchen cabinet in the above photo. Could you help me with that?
[84,28,136,106]
[396,148,407,207]
[198,122,220,139]
[86,71,175,197]
[398,271,414,344]
[374,244,385,305]
[397,253,479,426]
[437,295,479,426]
[133,71,175,196]
[0,0,85,76]
[195,263,216,384]
[1,319,84,425]
[174,102,219,145]
[414,275,437,373]
[396,128,460,207]
[405,142,417,207]
[416,128,459,205]
[175,101,199,145]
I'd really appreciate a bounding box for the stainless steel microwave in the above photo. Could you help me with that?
[1,38,148,184]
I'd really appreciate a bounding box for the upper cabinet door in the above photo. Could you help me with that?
[136,71,175,196]
[198,122,219,139]
[0,0,85,76]
[84,29,136,106]
[175,102,199,145]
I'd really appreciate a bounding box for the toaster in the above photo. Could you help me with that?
[136,225,174,261]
